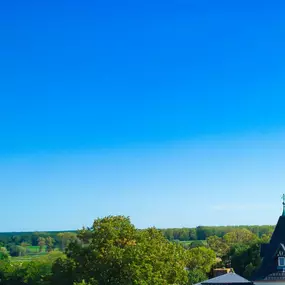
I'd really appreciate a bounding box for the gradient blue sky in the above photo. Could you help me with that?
[1,0,285,231]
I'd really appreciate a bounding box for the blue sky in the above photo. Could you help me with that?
[1,0,285,231]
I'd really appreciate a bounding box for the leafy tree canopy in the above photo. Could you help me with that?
[54,216,191,285]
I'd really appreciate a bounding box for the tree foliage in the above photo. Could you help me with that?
[186,247,216,274]
[0,247,10,260]
[38,237,46,253]
[0,251,65,285]
[188,269,208,285]
[54,216,191,285]
[206,236,229,258]
[57,232,77,251]
[46,237,55,252]
[229,241,262,278]
[224,229,258,246]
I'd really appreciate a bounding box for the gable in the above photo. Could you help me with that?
[274,243,285,258]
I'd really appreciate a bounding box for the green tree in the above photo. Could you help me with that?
[20,242,31,248]
[186,247,216,274]
[0,251,65,285]
[46,237,55,252]
[38,237,46,253]
[260,233,271,243]
[207,236,230,258]
[229,241,261,278]
[53,216,189,285]
[0,247,10,260]
[57,232,77,251]
[8,244,27,257]
[188,269,208,285]
[24,259,53,285]
[188,229,197,240]
[51,256,76,285]
[163,229,174,240]
[224,229,258,246]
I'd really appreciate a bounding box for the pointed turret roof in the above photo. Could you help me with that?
[253,215,285,281]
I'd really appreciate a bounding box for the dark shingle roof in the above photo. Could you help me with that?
[253,215,285,281]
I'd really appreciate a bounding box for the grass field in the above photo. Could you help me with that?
[26,245,47,254]
[11,246,48,262]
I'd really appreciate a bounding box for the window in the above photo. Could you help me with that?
[278,257,285,267]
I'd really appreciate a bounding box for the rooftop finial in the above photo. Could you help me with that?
[282,194,285,216]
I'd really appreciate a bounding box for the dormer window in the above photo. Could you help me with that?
[278,257,285,267]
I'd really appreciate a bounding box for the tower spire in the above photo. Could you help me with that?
[282,194,285,216]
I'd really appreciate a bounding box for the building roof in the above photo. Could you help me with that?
[196,273,252,285]
[273,243,285,257]
[253,215,285,281]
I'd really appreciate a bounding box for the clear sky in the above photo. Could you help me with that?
[1,0,285,231]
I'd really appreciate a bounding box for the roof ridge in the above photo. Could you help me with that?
[200,272,252,284]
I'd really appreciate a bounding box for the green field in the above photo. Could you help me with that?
[11,246,48,262]
[26,245,47,253]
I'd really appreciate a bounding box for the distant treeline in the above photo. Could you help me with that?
[0,231,76,248]
[0,225,275,246]
[160,225,275,241]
